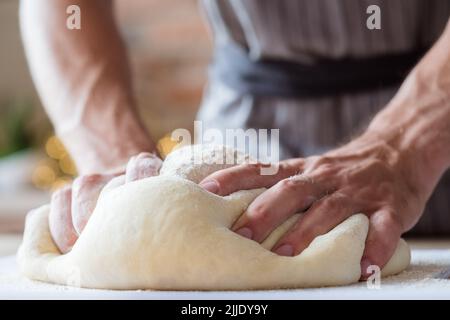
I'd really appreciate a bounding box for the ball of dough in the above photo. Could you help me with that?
[17,145,410,290]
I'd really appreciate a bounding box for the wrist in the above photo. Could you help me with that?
[58,113,155,175]
[362,102,450,199]
[363,21,450,187]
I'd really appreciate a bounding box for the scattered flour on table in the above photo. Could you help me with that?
[1,249,450,295]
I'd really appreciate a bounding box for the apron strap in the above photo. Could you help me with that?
[210,43,427,98]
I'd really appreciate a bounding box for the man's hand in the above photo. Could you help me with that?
[199,135,429,279]
[48,153,162,254]
[200,20,450,279]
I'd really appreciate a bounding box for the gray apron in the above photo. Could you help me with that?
[197,0,450,236]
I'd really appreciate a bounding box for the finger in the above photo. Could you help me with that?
[271,191,354,256]
[360,209,402,280]
[199,159,304,196]
[48,186,78,254]
[125,152,162,183]
[232,175,326,243]
[71,174,117,235]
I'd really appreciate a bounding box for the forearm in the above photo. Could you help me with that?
[20,0,155,174]
[364,20,450,196]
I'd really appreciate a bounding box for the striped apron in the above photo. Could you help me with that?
[197,0,450,236]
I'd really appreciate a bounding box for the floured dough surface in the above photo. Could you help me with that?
[17,145,410,290]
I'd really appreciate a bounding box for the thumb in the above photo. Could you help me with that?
[360,209,402,280]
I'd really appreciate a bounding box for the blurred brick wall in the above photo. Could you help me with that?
[0,0,210,145]
[116,0,212,140]
[0,0,53,149]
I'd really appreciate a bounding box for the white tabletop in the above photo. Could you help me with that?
[1,245,450,300]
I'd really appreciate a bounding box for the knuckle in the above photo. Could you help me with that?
[73,174,103,186]
[126,155,138,166]
[131,161,149,172]
[277,178,300,193]
[135,152,153,159]
[73,174,111,193]
[51,186,71,201]
[327,192,350,210]
[316,156,333,167]
[243,162,264,175]
[306,155,333,169]
[247,205,271,224]
[305,155,321,166]
[279,160,302,176]
[136,156,159,166]
[311,190,353,217]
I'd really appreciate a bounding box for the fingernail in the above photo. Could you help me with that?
[235,227,253,240]
[360,257,372,278]
[200,180,219,194]
[274,244,294,257]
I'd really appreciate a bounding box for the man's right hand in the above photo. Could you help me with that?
[47,152,162,254]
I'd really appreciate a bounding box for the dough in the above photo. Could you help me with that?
[17,145,410,290]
